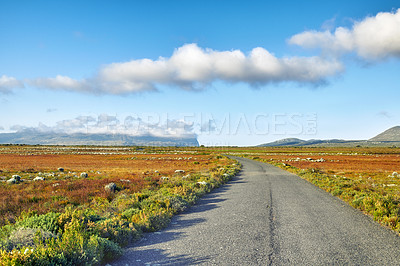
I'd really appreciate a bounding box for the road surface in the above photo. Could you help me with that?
[112,156,400,265]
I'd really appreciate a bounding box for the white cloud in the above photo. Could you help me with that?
[0,75,24,93]
[289,28,354,55]
[56,117,93,131]
[28,75,90,92]
[101,44,343,90]
[321,17,337,31]
[10,125,28,131]
[354,9,400,59]
[26,44,343,94]
[97,114,118,125]
[289,9,400,60]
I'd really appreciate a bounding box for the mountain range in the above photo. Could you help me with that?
[0,126,399,147]
[258,126,400,147]
[0,129,199,146]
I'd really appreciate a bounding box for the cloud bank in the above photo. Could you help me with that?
[289,8,400,60]
[10,114,196,138]
[25,44,343,94]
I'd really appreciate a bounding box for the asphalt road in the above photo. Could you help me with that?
[112,156,400,265]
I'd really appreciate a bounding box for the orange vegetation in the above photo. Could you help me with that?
[0,146,224,225]
[260,154,400,175]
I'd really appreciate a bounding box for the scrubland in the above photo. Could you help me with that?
[0,145,240,265]
[2,145,399,265]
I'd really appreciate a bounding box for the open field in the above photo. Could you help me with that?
[1,145,400,265]
[0,145,240,265]
[0,146,218,225]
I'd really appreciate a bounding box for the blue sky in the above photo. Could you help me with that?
[0,0,399,146]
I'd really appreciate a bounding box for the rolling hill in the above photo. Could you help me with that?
[369,126,400,142]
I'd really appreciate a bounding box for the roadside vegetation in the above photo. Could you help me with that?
[0,145,240,265]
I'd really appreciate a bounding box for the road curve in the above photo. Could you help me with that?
[112,156,400,265]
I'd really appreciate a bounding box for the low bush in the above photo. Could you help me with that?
[15,212,61,234]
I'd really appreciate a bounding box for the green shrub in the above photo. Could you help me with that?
[91,217,140,247]
[167,196,189,213]
[15,212,61,234]
[4,228,57,251]
[331,188,343,196]
[131,208,172,232]
[120,207,141,220]
[91,235,122,262]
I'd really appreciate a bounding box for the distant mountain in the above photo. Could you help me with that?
[258,126,400,147]
[258,138,367,147]
[369,126,400,142]
[259,138,306,147]
[0,129,199,146]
